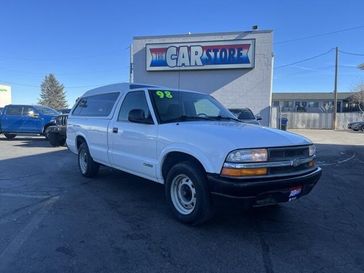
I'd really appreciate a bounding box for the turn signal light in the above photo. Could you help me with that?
[221,167,268,177]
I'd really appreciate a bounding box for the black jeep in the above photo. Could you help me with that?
[48,114,67,147]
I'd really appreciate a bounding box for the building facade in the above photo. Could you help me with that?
[131,30,273,126]
[272,92,357,113]
[0,84,12,108]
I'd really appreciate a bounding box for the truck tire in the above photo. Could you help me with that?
[44,126,52,139]
[59,138,66,146]
[4,133,16,140]
[165,161,213,225]
[48,132,61,147]
[78,142,99,177]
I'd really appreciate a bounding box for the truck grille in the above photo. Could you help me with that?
[56,114,68,126]
[268,146,312,175]
[268,146,309,161]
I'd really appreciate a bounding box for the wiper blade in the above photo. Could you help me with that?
[182,115,212,121]
[209,115,242,122]
[163,115,240,123]
[163,115,211,123]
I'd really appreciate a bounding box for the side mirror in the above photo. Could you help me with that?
[256,115,262,121]
[128,109,153,124]
[29,111,39,118]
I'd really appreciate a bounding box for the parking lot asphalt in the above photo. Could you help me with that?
[0,130,363,273]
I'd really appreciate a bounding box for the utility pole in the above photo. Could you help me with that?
[129,44,133,83]
[332,47,339,129]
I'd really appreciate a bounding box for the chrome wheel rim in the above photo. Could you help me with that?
[170,174,196,215]
[79,150,88,174]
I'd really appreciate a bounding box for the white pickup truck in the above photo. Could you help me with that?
[67,83,321,224]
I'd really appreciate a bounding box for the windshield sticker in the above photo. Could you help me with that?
[156,90,173,99]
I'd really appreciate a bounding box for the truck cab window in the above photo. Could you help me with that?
[72,92,119,117]
[5,105,22,116]
[22,106,37,116]
[118,91,152,123]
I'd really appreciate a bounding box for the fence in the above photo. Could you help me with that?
[271,108,364,129]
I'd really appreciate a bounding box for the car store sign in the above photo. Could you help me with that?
[146,39,255,71]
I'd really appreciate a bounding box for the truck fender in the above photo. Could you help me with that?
[157,144,215,181]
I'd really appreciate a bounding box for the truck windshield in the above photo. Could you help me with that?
[35,106,60,116]
[149,89,238,124]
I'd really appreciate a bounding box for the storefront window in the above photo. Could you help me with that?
[307,101,319,108]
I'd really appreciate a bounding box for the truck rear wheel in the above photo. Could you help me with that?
[4,133,16,140]
[165,161,212,225]
[78,142,99,177]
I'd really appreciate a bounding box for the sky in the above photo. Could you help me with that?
[1,0,364,106]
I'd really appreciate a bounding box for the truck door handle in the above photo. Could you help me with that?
[112,127,118,133]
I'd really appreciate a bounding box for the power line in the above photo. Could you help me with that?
[275,48,334,69]
[275,25,364,45]
[339,50,364,57]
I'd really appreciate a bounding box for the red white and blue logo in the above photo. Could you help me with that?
[146,40,255,71]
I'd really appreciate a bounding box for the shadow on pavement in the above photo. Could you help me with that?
[0,136,56,148]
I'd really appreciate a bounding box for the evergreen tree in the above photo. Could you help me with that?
[350,84,364,113]
[39,74,68,109]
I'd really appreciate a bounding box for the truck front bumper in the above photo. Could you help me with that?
[207,167,322,204]
[48,125,67,137]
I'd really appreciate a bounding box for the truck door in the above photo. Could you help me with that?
[21,106,42,133]
[1,105,24,132]
[109,90,158,180]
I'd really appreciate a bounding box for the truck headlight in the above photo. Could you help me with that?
[309,145,316,157]
[226,148,268,163]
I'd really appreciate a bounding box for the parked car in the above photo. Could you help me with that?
[348,121,364,131]
[229,108,261,125]
[47,114,68,146]
[67,83,321,224]
[0,104,59,140]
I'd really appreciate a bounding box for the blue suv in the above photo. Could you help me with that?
[0,104,60,140]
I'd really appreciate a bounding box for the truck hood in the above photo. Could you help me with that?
[42,115,58,122]
[163,121,311,150]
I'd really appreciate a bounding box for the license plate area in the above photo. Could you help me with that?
[288,186,302,201]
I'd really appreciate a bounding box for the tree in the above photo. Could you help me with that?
[350,84,364,112]
[39,74,68,109]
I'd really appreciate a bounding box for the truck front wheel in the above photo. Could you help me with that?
[4,133,16,140]
[78,142,99,177]
[48,132,66,147]
[165,161,212,225]
[48,132,61,147]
